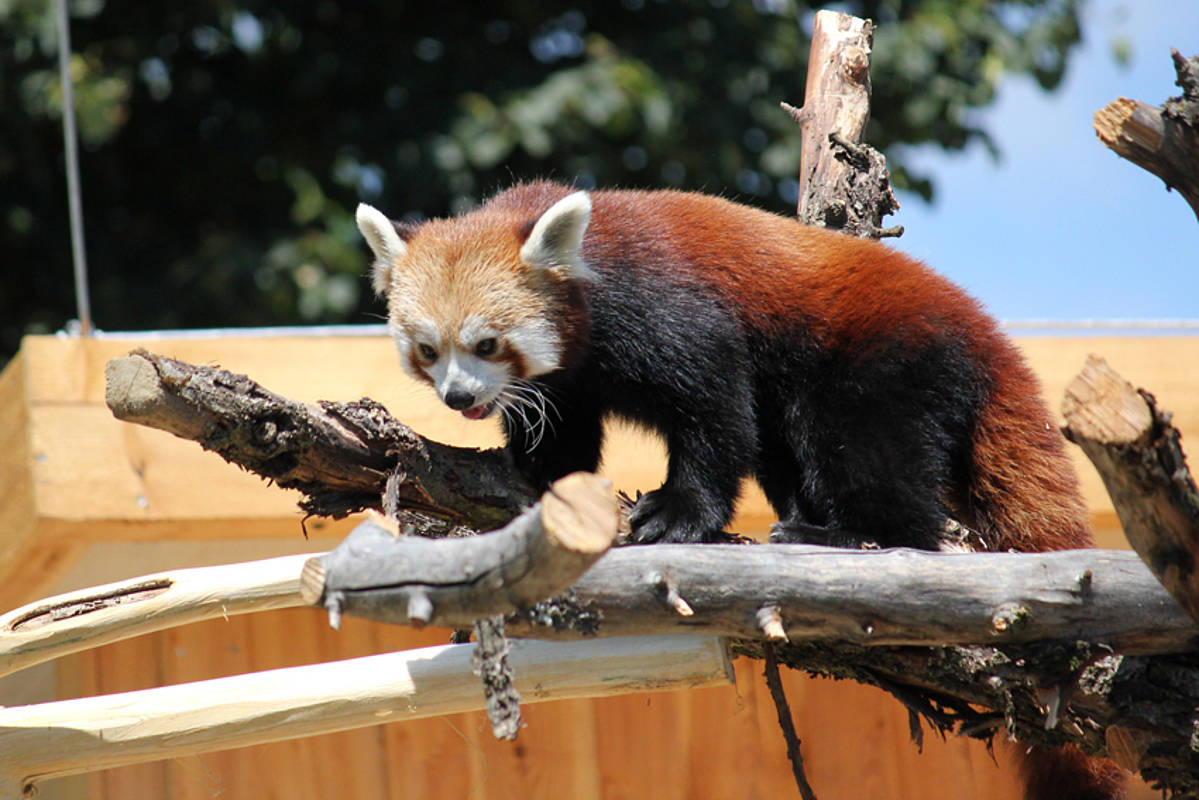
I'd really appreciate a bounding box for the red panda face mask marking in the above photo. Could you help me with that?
[355,193,593,432]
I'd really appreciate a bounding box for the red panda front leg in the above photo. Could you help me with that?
[627,419,752,544]
[627,485,733,544]
[502,393,604,491]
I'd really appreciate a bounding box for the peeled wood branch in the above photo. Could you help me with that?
[0,635,732,795]
[0,554,309,680]
[1062,355,1199,623]
[1093,49,1199,222]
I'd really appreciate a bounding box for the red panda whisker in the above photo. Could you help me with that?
[501,380,558,451]
[498,388,541,451]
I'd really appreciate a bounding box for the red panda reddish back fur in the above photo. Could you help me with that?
[478,183,1093,553]
[361,181,1122,799]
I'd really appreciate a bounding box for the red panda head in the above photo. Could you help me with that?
[356,192,592,423]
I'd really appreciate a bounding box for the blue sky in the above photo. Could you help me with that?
[889,0,1198,324]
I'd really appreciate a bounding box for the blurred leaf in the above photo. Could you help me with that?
[1,0,1090,363]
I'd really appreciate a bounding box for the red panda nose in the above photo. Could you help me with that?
[444,389,477,411]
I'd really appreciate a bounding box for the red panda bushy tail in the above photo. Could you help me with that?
[963,335,1091,554]
[963,337,1127,800]
[1018,743,1128,800]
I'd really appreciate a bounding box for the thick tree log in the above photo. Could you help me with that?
[1062,355,1199,622]
[0,635,732,797]
[105,349,534,530]
[782,10,900,237]
[305,538,1191,654]
[1093,49,1199,223]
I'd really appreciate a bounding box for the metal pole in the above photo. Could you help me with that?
[54,0,94,336]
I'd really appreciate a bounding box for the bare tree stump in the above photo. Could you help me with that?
[781,10,900,237]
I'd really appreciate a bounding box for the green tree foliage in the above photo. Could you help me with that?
[0,0,1081,361]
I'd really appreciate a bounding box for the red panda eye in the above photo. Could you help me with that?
[417,344,438,361]
[475,338,498,357]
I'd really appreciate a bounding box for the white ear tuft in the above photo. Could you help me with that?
[356,203,408,297]
[520,191,594,280]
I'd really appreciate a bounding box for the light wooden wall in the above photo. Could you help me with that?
[5,332,1194,799]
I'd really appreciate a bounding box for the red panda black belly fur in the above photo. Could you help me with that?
[355,180,1123,800]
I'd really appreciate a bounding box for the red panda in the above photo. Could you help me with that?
[356,180,1124,799]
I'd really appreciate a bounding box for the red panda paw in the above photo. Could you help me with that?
[627,487,726,544]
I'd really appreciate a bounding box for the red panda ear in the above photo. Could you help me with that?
[519,191,595,280]
[355,203,408,297]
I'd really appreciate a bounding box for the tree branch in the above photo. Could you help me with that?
[105,348,534,531]
[1062,355,1199,622]
[305,537,1191,653]
[0,635,732,793]
[1093,49,1199,222]
[299,472,618,630]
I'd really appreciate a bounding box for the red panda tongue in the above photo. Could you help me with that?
[461,405,488,421]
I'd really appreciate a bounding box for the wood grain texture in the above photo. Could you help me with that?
[0,553,311,679]
[0,352,36,571]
